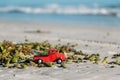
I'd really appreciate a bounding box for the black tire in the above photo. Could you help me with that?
[37,59,43,64]
[56,59,62,64]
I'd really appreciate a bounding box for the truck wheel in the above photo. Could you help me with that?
[38,59,42,64]
[56,59,62,64]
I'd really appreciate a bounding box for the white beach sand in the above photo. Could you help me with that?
[0,21,120,80]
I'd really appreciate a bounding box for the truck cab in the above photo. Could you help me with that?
[33,48,66,64]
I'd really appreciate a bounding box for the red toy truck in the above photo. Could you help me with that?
[33,48,66,64]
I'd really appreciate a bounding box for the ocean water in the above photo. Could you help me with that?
[0,0,120,27]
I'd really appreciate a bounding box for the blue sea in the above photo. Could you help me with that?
[0,0,120,27]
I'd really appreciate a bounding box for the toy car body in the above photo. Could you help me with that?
[33,48,66,64]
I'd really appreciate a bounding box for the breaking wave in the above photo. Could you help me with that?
[0,4,120,17]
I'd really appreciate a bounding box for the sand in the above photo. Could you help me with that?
[0,21,120,80]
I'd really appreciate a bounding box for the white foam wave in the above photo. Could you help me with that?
[0,4,119,17]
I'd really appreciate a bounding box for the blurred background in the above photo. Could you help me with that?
[0,0,120,27]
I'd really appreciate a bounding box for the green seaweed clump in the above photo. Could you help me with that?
[55,43,76,53]
[20,64,28,69]
[112,53,120,59]
[102,57,108,65]
[44,62,53,67]
[29,61,36,66]
[60,62,66,68]
[13,63,21,68]
[37,63,44,68]
[0,41,33,67]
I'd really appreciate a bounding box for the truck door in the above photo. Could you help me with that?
[48,49,57,61]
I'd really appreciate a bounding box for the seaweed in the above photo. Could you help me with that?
[0,40,120,69]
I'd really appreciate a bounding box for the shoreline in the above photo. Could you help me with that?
[0,19,120,28]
